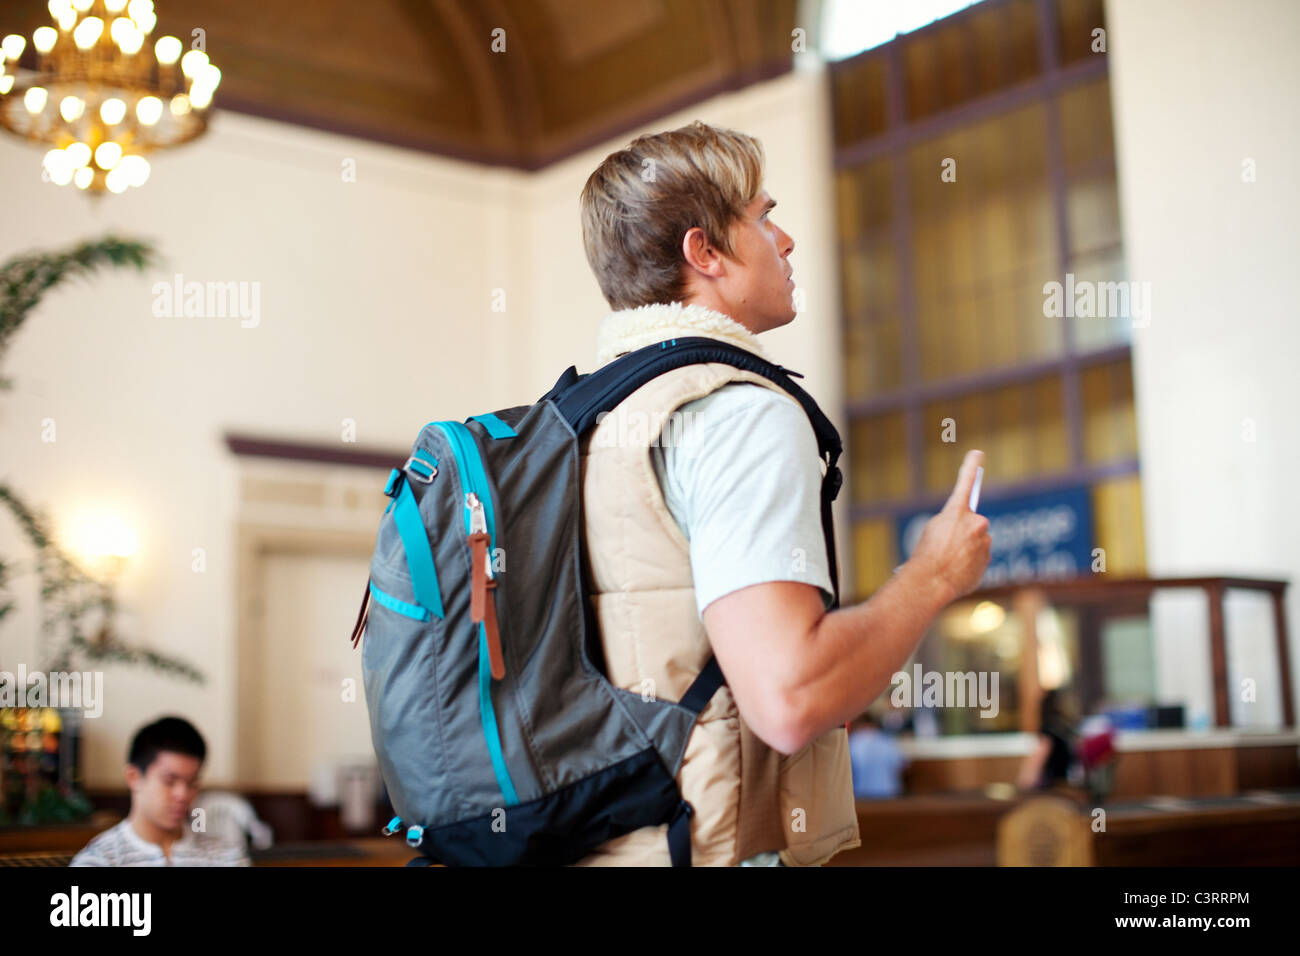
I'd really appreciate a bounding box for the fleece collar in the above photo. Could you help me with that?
[594,301,770,367]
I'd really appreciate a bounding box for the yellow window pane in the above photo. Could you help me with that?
[1057,0,1108,66]
[1033,377,1069,473]
[831,54,889,147]
[1082,358,1138,465]
[992,383,1033,482]
[918,294,977,382]
[841,237,898,319]
[1066,173,1121,259]
[849,413,908,504]
[974,282,1018,372]
[1020,275,1065,362]
[1060,77,1115,172]
[852,519,898,600]
[904,0,1041,121]
[1091,473,1146,574]
[923,395,985,493]
[843,314,904,399]
[836,158,893,243]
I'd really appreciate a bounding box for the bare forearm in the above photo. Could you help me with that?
[786,561,955,745]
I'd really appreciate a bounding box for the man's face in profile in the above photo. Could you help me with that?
[727,188,797,331]
[127,751,202,832]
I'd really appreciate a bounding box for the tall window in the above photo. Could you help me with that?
[829,0,1144,601]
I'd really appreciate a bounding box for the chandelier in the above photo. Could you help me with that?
[0,0,221,194]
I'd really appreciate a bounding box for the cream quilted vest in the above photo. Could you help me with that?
[570,302,861,867]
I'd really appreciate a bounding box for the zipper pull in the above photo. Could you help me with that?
[466,492,486,535]
[465,493,506,680]
[466,493,495,581]
[467,493,488,622]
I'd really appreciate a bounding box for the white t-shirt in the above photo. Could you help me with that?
[649,382,834,619]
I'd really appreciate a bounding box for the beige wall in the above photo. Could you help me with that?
[1106,0,1300,727]
[0,65,843,788]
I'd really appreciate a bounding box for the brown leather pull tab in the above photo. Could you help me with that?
[484,578,505,680]
[350,580,371,649]
[468,532,489,622]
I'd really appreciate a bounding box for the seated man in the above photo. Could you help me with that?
[70,715,249,867]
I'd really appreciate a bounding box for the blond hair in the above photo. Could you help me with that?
[580,120,765,311]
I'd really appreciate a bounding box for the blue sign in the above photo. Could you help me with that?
[896,485,1094,587]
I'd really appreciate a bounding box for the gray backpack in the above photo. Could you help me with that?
[348,337,843,866]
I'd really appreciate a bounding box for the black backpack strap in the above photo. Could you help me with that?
[667,799,694,866]
[537,364,581,404]
[678,655,725,714]
[546,337,844,609]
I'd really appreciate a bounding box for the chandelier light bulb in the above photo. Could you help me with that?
[74,165,94,189]
[105,0,129,12]
[0,75,14,95]
[43,147,67,173]
[59,94,84,121]
[188,84,213,110]
[117,23,144,54]
[94,140,122,169]
[136,94,162,125]
[105,165,129,193]
[180,49,208,79]
[2,34,25,60]
[197,64,221,92]
[100,97,127,124]
[169,92,190,115]
[65,141,91,167]
[132,10,157,34]
[73,17,103,50]
[24,87,48,114]
[127,0,155,30]
[119,153,150,187]
[154,35,181,64]
[110,16,134,45]
[33,26,58,54]
[56,8,78,32]
[48,0,73,20]
[72,0,95,12]
[44,149,74,185]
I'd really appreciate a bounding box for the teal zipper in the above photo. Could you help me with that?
[429,419,519,807]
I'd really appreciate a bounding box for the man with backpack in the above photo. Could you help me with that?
[356,120,990,868]
[572,120,992,865]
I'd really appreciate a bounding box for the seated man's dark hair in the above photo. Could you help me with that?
[128,716,206,774]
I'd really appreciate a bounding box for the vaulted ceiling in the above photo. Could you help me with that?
[4,0,803,169]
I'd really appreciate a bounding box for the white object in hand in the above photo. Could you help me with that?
[968,465,983,512]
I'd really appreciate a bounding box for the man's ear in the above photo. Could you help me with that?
[681,226,723,279]
[124,764,142,791]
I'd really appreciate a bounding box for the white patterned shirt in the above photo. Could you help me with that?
[69,818,250,867]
